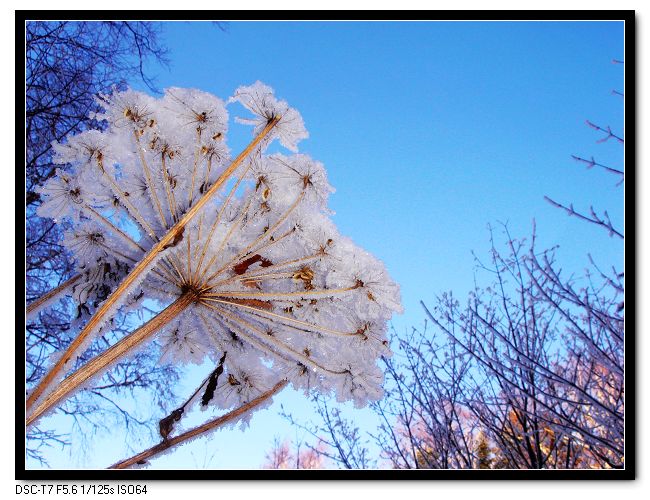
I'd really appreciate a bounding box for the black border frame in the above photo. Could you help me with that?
[17,9,635,481]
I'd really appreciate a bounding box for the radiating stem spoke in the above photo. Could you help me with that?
[27,293,195,427]
[193,198,253,287]
[134,132,168,230]
[203,285,357,300]
[203,296,357,338]
[188,130,202,208]
[96,157,158,242]
[82,205,147,254]
[191,159,256,285]
[202,222,299,289]
[25,118,281,413]
[200,301,348,376]
[161,155,179,224]
[207,252,322,289]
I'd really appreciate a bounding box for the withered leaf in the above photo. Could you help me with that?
[159,408,184,441]
[233,254,273,275]
[201,352,227,407]
[162,227,185,250]
[243,279,261,289]
[221,298,273,311]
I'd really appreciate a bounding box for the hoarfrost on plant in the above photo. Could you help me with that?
[39,81,402,411]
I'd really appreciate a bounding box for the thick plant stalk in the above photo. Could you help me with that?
[108,379,288,469]
[25,117,280,413]
[26,274,82,321]
[26,293,195,427]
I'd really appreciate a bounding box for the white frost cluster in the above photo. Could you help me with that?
[37,82,402,410]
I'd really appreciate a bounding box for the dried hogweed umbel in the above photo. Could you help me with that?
[29,82,402,426]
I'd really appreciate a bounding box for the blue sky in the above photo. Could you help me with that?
[32,20,625,469]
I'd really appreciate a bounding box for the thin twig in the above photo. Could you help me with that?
[544,196,623,239]
[570,155,624,178]
[108,380,288,469]
[585,120,624,144]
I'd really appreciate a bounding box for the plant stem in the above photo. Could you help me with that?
[191,156,254,285]
[107,379,288,469]
[201,192,304,286]
[25,117,280,414]
[134,131,168,231]
[82,205,147,254]
[202,302,347,376]
[26,274,82,320]
[201,296,356,337]
[96,157,158,242]
[26,293,195,427]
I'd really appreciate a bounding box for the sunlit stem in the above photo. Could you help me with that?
[26,293,195,427]
[192,198,253,287]
[200,192,304,287]
[188,129,202,208]
[95,157,158,242]
[108,380,288,469]
[82,205,147,254]
[161,154,179,224]
[191,158,256,285]
[202,297,358,338]
[203,285,358,300]
[134,132,168,230]
[26,274,82,320]
[25,117,280,413]
[201,301,348,376]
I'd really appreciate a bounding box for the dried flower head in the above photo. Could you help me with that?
[34,82,402,415]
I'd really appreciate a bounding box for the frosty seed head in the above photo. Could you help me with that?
[44,82,401,410]
[230,81,308,152]
[37,170,86,220]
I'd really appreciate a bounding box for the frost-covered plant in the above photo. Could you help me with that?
[26,82,402,458]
